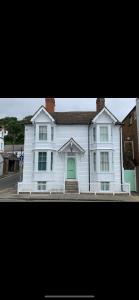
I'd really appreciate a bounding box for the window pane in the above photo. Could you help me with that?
[100,152,109,172]
[93,152,96,171]
[38,152,47,171]
[51,152,53,171]
[93,127,96,142]
[39,126,47,140]
[38,181,46,190]
[101,182,109,191]
[51,127,54,141]
[100,127,108,142]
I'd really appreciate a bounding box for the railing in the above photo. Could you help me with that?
[18,182,65,195]
[79,182,131,195]
[18,182,131,196]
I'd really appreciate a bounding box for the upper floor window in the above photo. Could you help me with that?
[38,152,47,171]
[100,126,108,142]
[100,152,109,172]
[93,127,96,142]
[39,126,47,140]
[51,127,54,141]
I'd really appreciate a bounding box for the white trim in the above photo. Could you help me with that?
[31,106,55,123]
[92,107,118,123]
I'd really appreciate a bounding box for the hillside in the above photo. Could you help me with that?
[0,116,32,145]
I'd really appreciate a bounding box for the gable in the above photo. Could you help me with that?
[31,106,55,123]
[95,110,115,123]
[35,110,53,123]
[92,107,118,124]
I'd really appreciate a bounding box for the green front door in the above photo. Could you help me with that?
[67,158,76,179]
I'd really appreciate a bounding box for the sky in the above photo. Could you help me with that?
[0,98,136,121]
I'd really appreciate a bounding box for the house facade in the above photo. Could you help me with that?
[122,99,139,192]
[18,98,129,194]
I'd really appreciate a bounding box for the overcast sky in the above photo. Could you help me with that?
[0,98,136,121]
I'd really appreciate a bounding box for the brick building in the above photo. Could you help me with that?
[122,99,139,192]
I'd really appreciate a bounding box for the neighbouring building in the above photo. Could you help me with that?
[0,153,3,176]
[0,127,8,176]
[122,98,139,193]
[18,98,129,194]
[0,127,8,153]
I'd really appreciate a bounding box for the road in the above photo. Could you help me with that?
[0,172,21,194]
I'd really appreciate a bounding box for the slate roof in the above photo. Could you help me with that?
[25,106,122,125]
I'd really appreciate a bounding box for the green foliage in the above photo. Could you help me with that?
[0,116,32,145]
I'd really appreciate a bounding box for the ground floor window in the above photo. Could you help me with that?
[101,182,110,191]
[51,152,53,171]
[38,181,47,191]
[38,152,47,171]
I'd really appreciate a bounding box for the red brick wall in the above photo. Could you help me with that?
[122,107,139,192]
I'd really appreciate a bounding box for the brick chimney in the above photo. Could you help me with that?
[96,98,105,112]
[45,98,55,113]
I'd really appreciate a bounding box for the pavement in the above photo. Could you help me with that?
[0,172,139,202]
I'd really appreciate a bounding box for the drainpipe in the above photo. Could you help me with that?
[119,124,124,190]
[88,121,91,191]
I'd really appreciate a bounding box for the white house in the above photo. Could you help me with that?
[18,98,130,194]
[0,127,8,153]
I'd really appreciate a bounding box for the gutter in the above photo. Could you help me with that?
[119,124,124,188]
[115,122,124,190]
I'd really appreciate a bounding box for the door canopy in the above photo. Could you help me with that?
[58,138,85,153]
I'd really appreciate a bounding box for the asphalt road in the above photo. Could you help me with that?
[0,172,21,193]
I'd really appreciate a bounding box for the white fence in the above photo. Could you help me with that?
[18,182,65,194]
[18,181,130,195]
[79,182,131,195]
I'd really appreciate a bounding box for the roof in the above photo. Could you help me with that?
[50,111,97,125]
[25,105,121,125]
[4,144,24,152]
